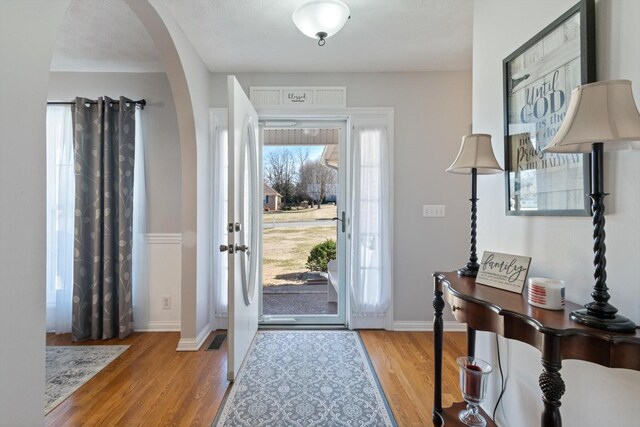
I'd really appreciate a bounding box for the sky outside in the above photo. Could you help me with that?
[263,145,324,163]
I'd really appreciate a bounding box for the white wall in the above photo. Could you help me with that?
[472,0,640,425]
[0,1,71,425]
[127,0,212,348]
[211,72,472,325]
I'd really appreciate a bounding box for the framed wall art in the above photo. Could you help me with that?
[503,0,595,216]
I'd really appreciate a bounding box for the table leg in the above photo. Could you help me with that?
[433,287,445,425]
[467,326,476,358]
[540,335,565,427]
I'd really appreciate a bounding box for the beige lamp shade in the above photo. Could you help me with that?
[447,133,503,175]
[544,80,640,153]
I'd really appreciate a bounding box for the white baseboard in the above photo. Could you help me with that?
[134,321,181,332]
[349,316,386,330]
[176,325,211,351]
[393,321,468,332]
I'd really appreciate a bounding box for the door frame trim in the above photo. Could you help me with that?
[258,107,395,331]
[259,117,348,326]
[208,107,395,331]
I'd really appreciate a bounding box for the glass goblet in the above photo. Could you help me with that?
[456,356,493,427]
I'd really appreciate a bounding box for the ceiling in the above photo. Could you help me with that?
[51,0,163,72]
[51,0,473,73]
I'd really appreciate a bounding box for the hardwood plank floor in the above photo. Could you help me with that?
[359,330,465,426]
[45,330,465,426]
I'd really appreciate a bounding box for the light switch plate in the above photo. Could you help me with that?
[423,205,445,217]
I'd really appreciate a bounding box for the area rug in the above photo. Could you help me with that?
[213,331,396,426]
[45,345,129,414]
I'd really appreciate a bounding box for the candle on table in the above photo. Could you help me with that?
[465,363,483,400]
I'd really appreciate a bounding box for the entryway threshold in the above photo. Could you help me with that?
[258,324,348,330]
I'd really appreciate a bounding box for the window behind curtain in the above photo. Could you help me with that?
[349,124,392,324]
[46,104,147,333]
[212,111,229,324]
[45,105,74,333]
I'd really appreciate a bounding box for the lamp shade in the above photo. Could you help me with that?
[447,134,503,175]
[292,0,350,40]
[544,80,640,153]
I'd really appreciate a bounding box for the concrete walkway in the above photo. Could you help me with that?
[262,283,337,315]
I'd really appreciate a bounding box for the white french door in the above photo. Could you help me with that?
[224,76,261,381]
[212,103,394,337]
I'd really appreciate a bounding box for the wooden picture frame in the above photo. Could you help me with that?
[503,0,595,216]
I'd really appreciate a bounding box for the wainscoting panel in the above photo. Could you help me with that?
[134,233,182,332]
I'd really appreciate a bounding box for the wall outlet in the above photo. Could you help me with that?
[423,204,445,217]
[161,296,171,310]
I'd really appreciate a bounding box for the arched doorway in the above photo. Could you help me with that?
[0,1,202,423]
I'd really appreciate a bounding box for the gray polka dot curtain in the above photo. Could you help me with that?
[72,96,135,341]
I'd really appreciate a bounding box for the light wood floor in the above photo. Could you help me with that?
[45,330,465,426]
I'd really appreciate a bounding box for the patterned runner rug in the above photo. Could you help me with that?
[213,331,396,426]
[46,345,129,414]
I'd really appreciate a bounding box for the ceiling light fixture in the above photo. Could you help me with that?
[292,0,350,46]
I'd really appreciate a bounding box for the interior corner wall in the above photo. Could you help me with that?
[210,72,472,325]
[472,1,640,426]
[0,1,71,425]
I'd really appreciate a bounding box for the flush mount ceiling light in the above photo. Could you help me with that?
[292,0,350,46]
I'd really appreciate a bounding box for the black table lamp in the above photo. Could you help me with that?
[544,80,640,332]
[447,134,503,277]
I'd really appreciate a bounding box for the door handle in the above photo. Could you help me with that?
[235,244,250,256]
[223,244,250,255]
[332,211,346,233]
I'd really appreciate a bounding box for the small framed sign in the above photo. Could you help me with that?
[476,251,532,294]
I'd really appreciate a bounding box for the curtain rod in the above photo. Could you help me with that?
[47,99,146,110]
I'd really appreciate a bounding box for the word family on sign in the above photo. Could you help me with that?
[476,251,532,294]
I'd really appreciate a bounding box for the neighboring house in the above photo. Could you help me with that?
[263,182,281,211]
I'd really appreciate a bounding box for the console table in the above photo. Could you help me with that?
[432,271,640,427]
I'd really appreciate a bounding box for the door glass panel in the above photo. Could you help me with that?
[240,117,258,305]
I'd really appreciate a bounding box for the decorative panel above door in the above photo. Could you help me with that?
[249,86,347,108]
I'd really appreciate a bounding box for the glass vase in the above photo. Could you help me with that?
[456,356,493,427]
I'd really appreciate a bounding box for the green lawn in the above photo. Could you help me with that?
[262,225,336,286]
[263,204,337,223]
